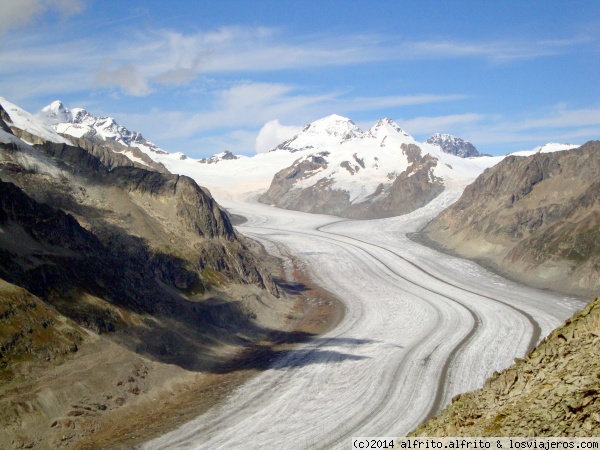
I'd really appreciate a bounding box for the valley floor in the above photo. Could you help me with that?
[141,185,588,449]
[69,261,341,450]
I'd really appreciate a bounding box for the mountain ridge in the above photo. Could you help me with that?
[426,133,481,158]
[0,96,299,448]
[419,141,600,297]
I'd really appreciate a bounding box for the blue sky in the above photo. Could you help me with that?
[1,0,599,157]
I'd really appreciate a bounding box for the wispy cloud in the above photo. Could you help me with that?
[399,113,487,135]
[2,18,597,156]
[95,63,152,97]
[0,0,85,34]
[1,25,593,99]
[405,36,593,63]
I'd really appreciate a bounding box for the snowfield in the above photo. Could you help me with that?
[142,182,585,449]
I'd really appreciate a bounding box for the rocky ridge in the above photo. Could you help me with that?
[420,142,600,297]
[0,99,292,448]
[0,100,277,338]
[426,133,481,158]
[198,150,240,164]
[412,297,600,436]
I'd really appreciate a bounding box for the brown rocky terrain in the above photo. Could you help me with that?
[418,142,600,297]
[259,143,444,219]
[412,297,600,436]
[0,102,340,448]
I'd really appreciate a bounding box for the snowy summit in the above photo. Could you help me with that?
[426,133,481,158]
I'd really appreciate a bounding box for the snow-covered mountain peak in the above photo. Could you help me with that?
[0,97,71,144]
[365,118,411,140]
[426,133,480,158]
[39,100,73,124]
[301,114,363,140]
[70,108,93,123]
[38,102,168,156]
[274,114,363,152]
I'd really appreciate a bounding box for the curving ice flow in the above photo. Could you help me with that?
[142,184,585,450]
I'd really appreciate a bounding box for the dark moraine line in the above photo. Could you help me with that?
[243,226,480,447]
[317,221,542,354]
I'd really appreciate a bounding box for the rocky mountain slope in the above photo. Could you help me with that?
[426,133,481,158]
[0,98,292,448]
[419,142,600,297]
[258,115,501,219]
[412,296,600,436]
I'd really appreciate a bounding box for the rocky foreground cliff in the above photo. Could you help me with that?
[419,142,600,297]
[412,297,600,436]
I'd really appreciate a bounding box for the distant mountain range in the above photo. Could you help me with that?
[18,100,583,223]
[39,100,168,156]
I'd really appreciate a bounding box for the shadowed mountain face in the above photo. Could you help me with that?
[412,297,600,437]
[420,142,600,297]
[0,103,281,370]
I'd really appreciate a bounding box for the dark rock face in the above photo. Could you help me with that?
[259,144,444,219]
[258,152,332,212]
[422,142,600,296]
[412,296,600,437]
[4,190,110,286]
[369,143,444,217]
[0,135,279,338]
[426,133,480,158]
[25,141,238,240]
[0,105,12,134]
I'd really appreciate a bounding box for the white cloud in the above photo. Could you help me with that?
[0,0,85,34]
[255,120,302,153]
[116,81,463,146]
[94,63,152,96]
